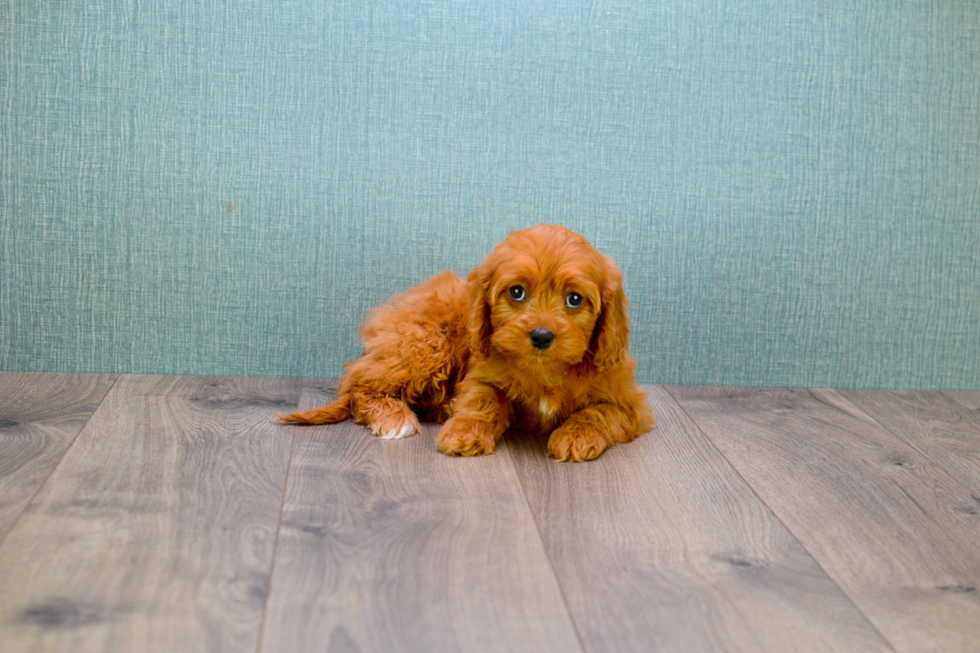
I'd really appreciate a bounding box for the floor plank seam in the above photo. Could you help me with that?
[254,379,302,653]
[832,390,980,499]
[0,372,120,550]
[660,385,901,653]
[506,441,590,653]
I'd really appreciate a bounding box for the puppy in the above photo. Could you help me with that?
[278,224,653,461]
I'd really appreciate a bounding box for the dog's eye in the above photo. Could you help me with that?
[508,286,526,302]
[565,292,583,309]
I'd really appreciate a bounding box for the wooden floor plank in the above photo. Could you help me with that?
[0,374,300,653]
[0,372,117,543]
[509,385,891,653]
[946,391,980,412]
[259,380,583,653]
[668,386,980,653]
[843,389,980,496]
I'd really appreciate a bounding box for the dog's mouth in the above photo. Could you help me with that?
[491,327,587,367]
[495,344,553,367]
[512,343,584,368]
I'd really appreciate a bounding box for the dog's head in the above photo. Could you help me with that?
[468,224,629,372]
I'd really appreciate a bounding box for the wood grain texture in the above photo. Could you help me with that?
[259,380,582,653]
[509,385,890,653]
[946,391,980,412]
[0,372,117,543]
[0,374,300,653]
[668,386,980,653]
[843,390,980,495]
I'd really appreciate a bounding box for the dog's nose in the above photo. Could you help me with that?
[529,328,554,350]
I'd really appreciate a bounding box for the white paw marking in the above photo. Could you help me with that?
[376,420,419,440]
[539,397,557,418]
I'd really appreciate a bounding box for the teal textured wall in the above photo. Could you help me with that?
[2,1,979,389]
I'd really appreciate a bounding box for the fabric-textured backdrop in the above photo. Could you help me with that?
[2,1,979,388]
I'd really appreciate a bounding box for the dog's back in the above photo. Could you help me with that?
[278,270,471,433]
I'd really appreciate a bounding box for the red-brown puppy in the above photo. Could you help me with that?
[279,224,653,461]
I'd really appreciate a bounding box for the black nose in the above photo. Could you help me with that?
[529,328,554,350]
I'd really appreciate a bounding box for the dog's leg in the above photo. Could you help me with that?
[350,390,422,440]
[547,403,642,462]
[436,380,513,456]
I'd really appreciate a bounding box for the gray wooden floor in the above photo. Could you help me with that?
[1,373,978,653]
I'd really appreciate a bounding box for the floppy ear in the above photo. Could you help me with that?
[589,257,630,371]
[467,266,494,358]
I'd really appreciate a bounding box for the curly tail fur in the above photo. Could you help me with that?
[277,395,351,425]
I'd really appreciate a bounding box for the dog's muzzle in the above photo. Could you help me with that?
[529,328,554,350]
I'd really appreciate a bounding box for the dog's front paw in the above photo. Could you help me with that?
[547,425,609,462]
[437,418,497,457]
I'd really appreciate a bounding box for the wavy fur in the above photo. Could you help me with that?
[279,224,654,460]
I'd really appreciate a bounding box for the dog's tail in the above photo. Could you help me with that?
[277,395,351,425]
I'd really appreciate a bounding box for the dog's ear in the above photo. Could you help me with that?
[467,265,494,358]
[589,257,630,371]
